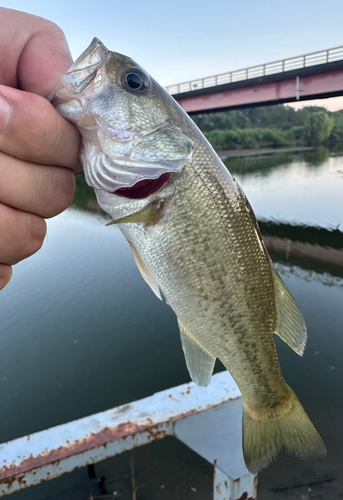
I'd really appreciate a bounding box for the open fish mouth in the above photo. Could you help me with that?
[114,173,171,199]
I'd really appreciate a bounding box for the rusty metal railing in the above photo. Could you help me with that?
[0,371,257,500]
[166,46,343,95]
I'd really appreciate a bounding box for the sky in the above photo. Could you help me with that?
[2,0,343,110]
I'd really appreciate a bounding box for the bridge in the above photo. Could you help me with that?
[167,46,343,113]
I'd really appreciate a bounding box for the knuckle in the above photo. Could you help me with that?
[44,168,75,217]
[32,18,69,51]
[0,205,46,265]
[20,214,47,259]
[43,19,65,37]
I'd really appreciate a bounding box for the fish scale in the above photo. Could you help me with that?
[120,150,282,402]
[51,37,326,473]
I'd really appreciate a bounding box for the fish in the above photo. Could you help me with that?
[50,38,326,473]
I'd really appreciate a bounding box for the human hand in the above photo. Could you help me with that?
[0,8,82,291]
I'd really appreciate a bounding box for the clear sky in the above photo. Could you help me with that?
[2,0,343,109]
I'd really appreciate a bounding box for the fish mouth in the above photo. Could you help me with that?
[114,173,170,199]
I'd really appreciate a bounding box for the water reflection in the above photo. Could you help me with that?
[227,149,343,229]
[223,146,331,176]
[1,148,342,498]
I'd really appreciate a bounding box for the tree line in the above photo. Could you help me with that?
[191,105,343,150]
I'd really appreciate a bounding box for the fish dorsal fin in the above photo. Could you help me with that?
[178,320,216,387]
[129,243,162,300]
[273,268,307,356]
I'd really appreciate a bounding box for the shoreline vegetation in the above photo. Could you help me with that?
[192,104,343,152]
[216,146,314,160]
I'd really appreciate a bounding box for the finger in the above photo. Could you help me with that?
[0,203,47,265]
[0,8,72,96]
[0,151,76,218]
[0,264,12,291]
[0,85,82,171]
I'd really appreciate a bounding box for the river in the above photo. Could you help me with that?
[1,147,342,499]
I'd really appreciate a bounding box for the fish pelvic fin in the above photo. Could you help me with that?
[178,320,216,387]
[243,386,326,473]
[129,243,162,300]
[273,268,307,356]
[106,204,157,226]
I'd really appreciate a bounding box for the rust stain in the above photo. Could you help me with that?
[215,483,222,494]
[237,493,255,500]
[168,394,180,402]
[0,420,169,482]
[146,428,168,441]
[237,493,248,500]
[1,473,27,489]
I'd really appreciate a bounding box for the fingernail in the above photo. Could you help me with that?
[0,96,12,132]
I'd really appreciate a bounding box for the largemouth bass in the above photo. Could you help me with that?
[50,39,326,472]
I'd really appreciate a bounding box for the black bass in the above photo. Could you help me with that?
[50,39,326,472]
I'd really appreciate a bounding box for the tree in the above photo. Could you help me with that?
[303,111,334,146]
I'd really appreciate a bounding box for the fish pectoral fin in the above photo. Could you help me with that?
[106,204,157,226]
[129,243,162,300]
[178,320,216,387]
[273,268,307,356]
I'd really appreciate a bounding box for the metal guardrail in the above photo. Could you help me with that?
[0,372,257,500]
[166,46,343,95]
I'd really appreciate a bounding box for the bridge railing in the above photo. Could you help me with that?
[166,45,343,95]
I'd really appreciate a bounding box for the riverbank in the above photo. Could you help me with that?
[217,146,313,160]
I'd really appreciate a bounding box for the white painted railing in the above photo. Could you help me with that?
[0,372,257,500]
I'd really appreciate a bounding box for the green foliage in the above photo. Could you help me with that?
[192,110,250,131]
[327,112,343,147]
[303,111,335,146]
[205,127,293,150]
[192,104,343,150]
[72,173,98,210]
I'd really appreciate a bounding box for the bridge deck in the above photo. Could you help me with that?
[166,46,343,113]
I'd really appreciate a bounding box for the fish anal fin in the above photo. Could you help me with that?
[129,243,162,300]
[106,204,157,226]
[178,320,216,387]
[273,268,307,356]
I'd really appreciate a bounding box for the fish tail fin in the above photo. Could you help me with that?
[242,386,326,473]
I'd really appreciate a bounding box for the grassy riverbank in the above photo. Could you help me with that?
[192,104,343,151]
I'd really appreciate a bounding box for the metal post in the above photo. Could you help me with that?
[296,75,300,100]
[214,466,257,500]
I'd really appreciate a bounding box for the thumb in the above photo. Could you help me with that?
[0,8,73,96]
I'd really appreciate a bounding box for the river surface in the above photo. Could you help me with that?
[1,147,342,499]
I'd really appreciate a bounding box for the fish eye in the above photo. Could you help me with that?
[121,68,149,92]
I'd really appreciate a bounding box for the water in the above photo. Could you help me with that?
[1,147,342,499]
